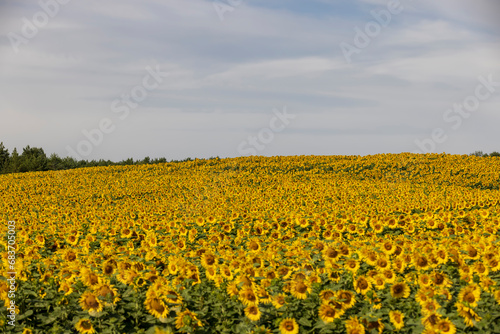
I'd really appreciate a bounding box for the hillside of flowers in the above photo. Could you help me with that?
[1,153,500,334]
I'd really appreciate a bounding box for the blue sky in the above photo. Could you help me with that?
[1,0,499,161]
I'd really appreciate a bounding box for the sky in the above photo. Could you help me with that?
[1,0,500,161]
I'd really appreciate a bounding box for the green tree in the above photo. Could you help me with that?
[47,153,65,170]
[19,145,48,172]
[6,148,21,173]
[0,142,9,173]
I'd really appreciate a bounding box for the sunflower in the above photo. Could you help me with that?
[345,259,360,274]
[247,239,261,252]
[375,256,390,272]
[94,283,119,306]
[318,303,344,323]
[382,269,396,284]
[290,280,310,300]
[81,269,101,288]
[102,259,116,276]
[457,284,480,308]
[58,281,74,296]
[456,304,481,327]
[472,262,489,277]
[391,281,410,299]
[413,255,429,271]
[327,270,341,283]
[465,245,480,260]
[279,318,299,334]
[345,316,365,334]
[216,265,231,280]
[75,319,96,334]
[337,290,356,310]
[493,289,500,305]
[168,261,179,275]
[35,235,45,247]
[418,274,432,287]
[363,319,384,334]
[421,300,440,316]
[323,247,340,261]
[354,276,372,295]
[175,310,202,331]
[121,228,133,238]
[63,249,78,262]
[272,294,287,309]
[145,296,169,319]
[319,289,335,303]
[389,310,404,330]
[431,272,451,288]
[292,272,307,282]
[435,318,456,334]
[227,282,239,297]
[79,291,103,315]
[22,329,33,334]
[244,305,261,321]
[422,313,440,329]
[201,252,217,268]
[370,275,386,290]
[205,267,217,281]
[67,234,79,246]
[239,287,259,306]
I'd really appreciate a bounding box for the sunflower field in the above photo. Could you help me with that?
[1,153,500,334]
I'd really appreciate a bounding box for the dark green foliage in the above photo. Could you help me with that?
[0,143,200,175]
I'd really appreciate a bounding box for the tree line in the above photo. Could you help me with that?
[0,142,498,175]
[0,142,200,175]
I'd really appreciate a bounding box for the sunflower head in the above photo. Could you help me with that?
[279,318,299,334]
[391,281,410,299]
[79,291,103,314]
[75,318,96,334]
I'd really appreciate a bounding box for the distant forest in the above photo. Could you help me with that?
[0,142,498,175]
[0,142,203,175]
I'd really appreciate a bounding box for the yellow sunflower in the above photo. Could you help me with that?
[345,316,365,334]
[94,283,119,306]
[75,319,96,334]
[345,259,360,274]
[319,289,335,303]
[79,291,103,315]
[239,287,259,306]
[279,318,299,334]
[337,290,356,310]
[457,284,480,308]
[318,303,344,323]
[272,294,287,309]
[175,310,203,331]
[391,281,410,299]
[456,304,481,327]
[435,318,456,334]
[201,252,217,268]
[290,280,310,300]
[354,276,372,295]
[389,310,404,330]
[145,296,169,319]
[244,305,261,321]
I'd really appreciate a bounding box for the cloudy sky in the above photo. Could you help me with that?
[1,0,499,161]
